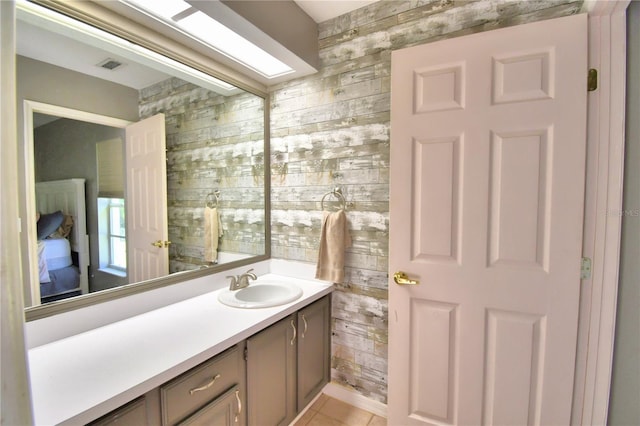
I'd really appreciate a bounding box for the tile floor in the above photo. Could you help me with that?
[293,394,387,426]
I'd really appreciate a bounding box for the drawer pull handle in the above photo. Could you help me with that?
[301,314,308,339]
[290,319,297,346]
[234,390,242,423]
[189,374,221,395]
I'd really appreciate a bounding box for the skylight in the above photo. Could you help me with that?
[121,0,294,78]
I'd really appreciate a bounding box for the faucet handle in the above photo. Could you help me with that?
[244,269,257,281]
[226,275,237,285]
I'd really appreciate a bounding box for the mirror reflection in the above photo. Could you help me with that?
[19,3,267,309]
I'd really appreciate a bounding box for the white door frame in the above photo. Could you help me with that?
[573,2,629,425]
[22,100,131,306]
[1,1,33,424]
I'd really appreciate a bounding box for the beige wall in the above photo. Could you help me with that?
[608,2,640,424]
[16,56,140,123]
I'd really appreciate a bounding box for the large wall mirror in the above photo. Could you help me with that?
[19,1,269,319]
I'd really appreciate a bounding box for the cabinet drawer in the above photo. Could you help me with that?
[90,397,147,426]
[161,346,241,425]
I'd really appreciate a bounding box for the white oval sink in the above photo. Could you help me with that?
[218,281,303,308]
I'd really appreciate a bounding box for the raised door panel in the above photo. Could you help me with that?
[247,315,297,426]
[297,296,331,410]
[179,386,241,426]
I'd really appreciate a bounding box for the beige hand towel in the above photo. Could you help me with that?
[315,210,351,283]
[204,206,223,263]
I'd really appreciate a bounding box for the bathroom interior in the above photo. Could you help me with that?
[0,0,637,425]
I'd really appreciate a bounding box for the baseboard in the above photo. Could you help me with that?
[321,382,388,418]
[288,391,324,426]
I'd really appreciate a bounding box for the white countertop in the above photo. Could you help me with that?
[28,274,333,425]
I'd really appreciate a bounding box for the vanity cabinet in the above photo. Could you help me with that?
[91,345,245,426]
[85,294,330,426]
[246,296,331,426]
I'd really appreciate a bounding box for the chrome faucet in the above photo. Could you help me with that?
[238,269,257,288]
[227,268,257,291]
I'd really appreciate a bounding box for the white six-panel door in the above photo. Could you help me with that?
[389,14,587,425]
[125,113,169,283]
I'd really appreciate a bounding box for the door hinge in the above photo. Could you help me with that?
[588,69,598,91]
[244,347,248,361]
[581,257,592,280]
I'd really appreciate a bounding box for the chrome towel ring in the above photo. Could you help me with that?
[206,190,220,208]
[321,187,347,211]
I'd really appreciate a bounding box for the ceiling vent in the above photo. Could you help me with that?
[97,58,124,70]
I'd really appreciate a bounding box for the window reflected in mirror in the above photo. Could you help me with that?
[97,197,127,274]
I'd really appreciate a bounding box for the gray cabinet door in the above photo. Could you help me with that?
[297,296,331,409]
[179,386,242,426]
[246,314,297,426]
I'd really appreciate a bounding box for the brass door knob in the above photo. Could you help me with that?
[151,240,171,248]
[394,271,419,285]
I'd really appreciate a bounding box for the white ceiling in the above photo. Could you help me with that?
[294,0,378,23]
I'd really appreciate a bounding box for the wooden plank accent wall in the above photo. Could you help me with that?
[269,0,583,403]
[139,78,266,272]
